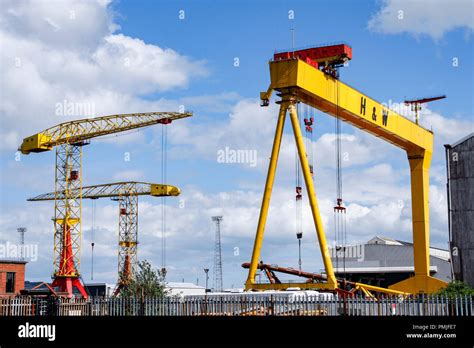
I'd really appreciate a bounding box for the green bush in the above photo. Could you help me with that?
[119,260,168,298]
[435,281,474,297]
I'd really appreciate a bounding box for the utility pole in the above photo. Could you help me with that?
[211,216,223,292]
[204,268,209,293]
[17,227,26,260]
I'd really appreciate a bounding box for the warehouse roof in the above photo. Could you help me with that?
[166,282,205,290]
[448,132,473,148]
[0,259,28,264]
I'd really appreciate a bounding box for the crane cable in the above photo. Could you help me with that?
[161,124,167,274]
[295,103,303,271]
[304,104,314,178]
[334,78,347,282]
[91,199,96,281]
[297,103,315,272]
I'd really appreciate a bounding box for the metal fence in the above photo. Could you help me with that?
[0,295,472,316]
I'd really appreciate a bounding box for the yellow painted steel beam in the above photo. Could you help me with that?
[359,286,374,298]
[119,241,138,247]
[353,282,407,296]
[28,182,180,201]
[19,112,192,154]
[245,100,288,287]
[266,59,433,152]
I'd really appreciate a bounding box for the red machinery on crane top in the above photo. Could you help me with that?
[273,43,352,69]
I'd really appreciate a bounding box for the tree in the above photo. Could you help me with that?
[435,281,474,298]
[119,260,168,298]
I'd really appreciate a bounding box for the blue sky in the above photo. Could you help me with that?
[0,0,473,289]
[112,0,473,116]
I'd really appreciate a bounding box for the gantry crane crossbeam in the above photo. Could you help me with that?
[262,59,433,153]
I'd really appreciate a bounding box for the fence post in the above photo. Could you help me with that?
[469,295,474,316]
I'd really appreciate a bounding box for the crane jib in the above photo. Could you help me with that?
[18,112,192,154]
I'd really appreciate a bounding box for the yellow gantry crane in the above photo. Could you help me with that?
[28,181,180,296]
[247,44,447,294]
[19,112,192,298]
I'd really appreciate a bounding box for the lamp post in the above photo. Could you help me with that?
[204,268,210,293]
[17,227,26,260]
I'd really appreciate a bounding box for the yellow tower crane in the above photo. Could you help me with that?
[247,44,447,295]
[19,112,192,298]
[28,181,180,296]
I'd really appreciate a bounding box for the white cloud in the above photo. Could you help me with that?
[180,92,242,114]
[378,100,472,158]
[344,201,410,242]
[0,0,207,152]
[313,131,392,168]
[94,34,207,94]
[112,170,144,181]
[368,0,474,40]
[429,184,449,240]
[0,0,115,50]
[167,98,279,166]
[421,108,474,147]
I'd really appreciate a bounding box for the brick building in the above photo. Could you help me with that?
[0,260,28,297]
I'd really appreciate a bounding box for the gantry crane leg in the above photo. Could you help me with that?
[245,97,287,287]
[245,92,337,290]
[390,150,447,293]
[51,143,87,298]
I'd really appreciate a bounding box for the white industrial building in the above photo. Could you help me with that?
[329,236,452,288]
[165,282,206,296]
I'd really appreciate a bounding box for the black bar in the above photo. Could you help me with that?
[0,316,472,346]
